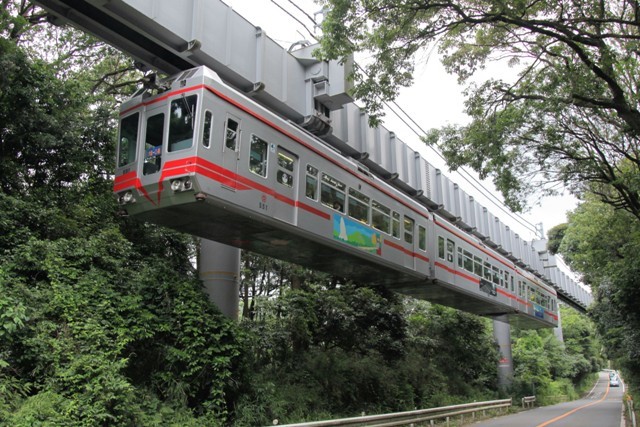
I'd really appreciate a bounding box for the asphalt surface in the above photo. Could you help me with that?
[471,372,624,427]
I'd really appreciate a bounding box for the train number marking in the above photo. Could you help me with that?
[259,194,269,211]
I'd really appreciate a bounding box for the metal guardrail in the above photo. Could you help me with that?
[627,397,637,427]
[545,394,569,403]
[273,398,512,427]
[521,396,536,408]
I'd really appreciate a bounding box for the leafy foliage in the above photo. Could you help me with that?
[546,224,568,256]
[0,12,241,424]
[558,195,640,391]
[233,287,501,425]
[317,0,640,216]
[511,307,602,404]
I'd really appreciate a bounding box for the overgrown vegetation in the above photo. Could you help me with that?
[550,195,640,408]
[0,10,239,425]
[233,279,500,424]
[0,2,608,425]
[232,282,603,425]
[510,306,601,406]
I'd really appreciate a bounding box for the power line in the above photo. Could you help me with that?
[269,0,317,42]
[285,0,320,30]
[272,0,540,237]
[380,96,538,235]
[384,95,540,235]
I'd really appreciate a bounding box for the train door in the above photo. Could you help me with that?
[221,114,241,189]
[517,280,530,313]
[273,146,298,224]
[140,105,166,197]
[415,222,430,276]
[436,234,456,284]
[403,216,416,269]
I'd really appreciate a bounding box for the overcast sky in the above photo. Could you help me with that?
[223,0,579,242]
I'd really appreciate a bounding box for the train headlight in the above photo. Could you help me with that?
[169,177,195,192]
[118,190,136,205]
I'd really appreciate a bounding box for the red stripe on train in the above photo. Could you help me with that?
[384,239,430,263]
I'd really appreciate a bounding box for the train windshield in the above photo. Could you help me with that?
[117,113,139,167]
[169,95,197,152]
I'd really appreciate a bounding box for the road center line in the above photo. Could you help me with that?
[535,381,610,427]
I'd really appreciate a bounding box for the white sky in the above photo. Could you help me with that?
[223,0,579,242]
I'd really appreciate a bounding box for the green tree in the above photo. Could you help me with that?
[512,331,551,395]
[559,195,640,388]
[561,306,601,381]
[233,270,502,425]
[0,7,242,424]
[317,0,640,216]
[547,224,568,256]
[511,326,596,404]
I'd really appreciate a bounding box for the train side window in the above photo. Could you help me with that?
[391,212,401,239]
[143,113,165,175]
[306,164,318,200]
[277,149,296,187]
[249,134,268,177]
[438,236,445,259]
[483,262,492,281]
[320,173,346,213]
[418,225,426,251]
[403,216,414,244]
[492,266,501,286]
[446,239,455,262]
[372,201,390,234]
[457,247,464,268]
[118,113,139,167]
[518,281,525,298]
[463,249,474,271]
[202,110,213,148]
[348,188,370,224]
[169,95,197,152]
[474,256,483,276]
[225,118,239,151]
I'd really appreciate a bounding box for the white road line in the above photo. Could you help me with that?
[586,375,601,399]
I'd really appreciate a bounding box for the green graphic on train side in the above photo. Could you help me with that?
[333,214,382,255]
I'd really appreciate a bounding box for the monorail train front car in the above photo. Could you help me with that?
[114,66,558,329]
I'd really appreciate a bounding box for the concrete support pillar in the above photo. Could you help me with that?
[554,307,564,343]
[493,315,514,391]
[199,239,241,319]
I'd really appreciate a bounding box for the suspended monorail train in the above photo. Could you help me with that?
[114,66,558,328]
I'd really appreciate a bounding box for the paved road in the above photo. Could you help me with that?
[471,372,624,427]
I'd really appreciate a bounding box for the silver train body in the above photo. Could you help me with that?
[114,66,558,328]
